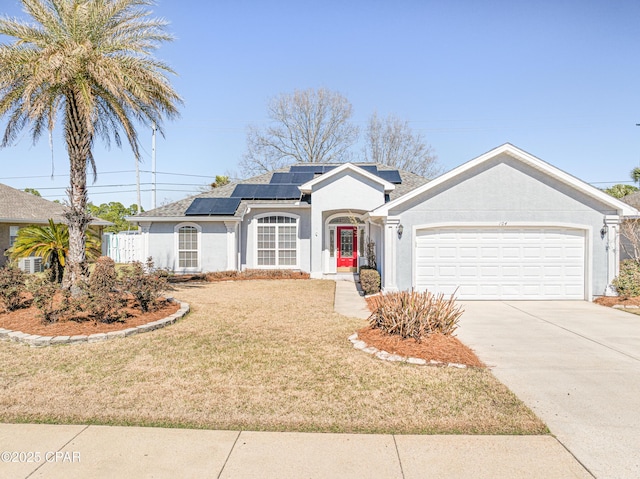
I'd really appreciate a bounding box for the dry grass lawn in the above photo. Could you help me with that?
[0,280,547,434]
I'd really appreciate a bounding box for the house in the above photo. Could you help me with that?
[129,144,638,300]
[0,183,109,267]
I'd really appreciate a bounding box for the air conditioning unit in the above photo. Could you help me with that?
[18,257,43,274]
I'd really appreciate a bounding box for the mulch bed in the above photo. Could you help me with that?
[0,298,179,337]
[356,326,485,368]
[362,293,485,368]
[593,296,640,307]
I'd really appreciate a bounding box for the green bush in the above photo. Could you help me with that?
[369,290,464,341]
[359,269,380,295]
[0,264,27,312]
[612,260,640,298]
[120,258,168,313]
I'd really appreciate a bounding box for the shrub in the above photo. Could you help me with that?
[204,269,310,282]
[369,290,464,341]
[120,258,168,313]
[360,269,380,295]
[364,236,376,270]
[612,260,640,298]
[26,276,71,324]
[82,256,126,322]
[0,264,27,312]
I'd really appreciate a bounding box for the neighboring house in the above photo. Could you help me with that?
[621,190,640,211]
[128,144,638,300]
[0,183,109,267]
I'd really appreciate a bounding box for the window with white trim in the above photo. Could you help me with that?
[9,226,20,246]
[257,215,297,267]
[177,225,198,269]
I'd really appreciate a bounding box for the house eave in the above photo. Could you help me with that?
[0,217,112,226]
[127,215,243,223]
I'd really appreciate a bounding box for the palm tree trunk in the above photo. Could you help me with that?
[62,92,92,292]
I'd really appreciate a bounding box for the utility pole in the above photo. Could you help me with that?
[135,154,141,215]
[152,121,157,209]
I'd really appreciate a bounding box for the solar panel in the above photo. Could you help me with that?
[231,184,301,199]
[376,170,402,183]
[269,172,315,184]
[357,165,378,174]
[289,164,337,174]
[185,197,241,216]
[289,164,325,174]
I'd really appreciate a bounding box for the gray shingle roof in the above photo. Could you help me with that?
[0,183,111,226]
[135,164,430,218]
[0,183,67,222]
[622,191,640,210]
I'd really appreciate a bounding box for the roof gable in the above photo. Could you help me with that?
[371,143,639,217]
[298,163,395,193]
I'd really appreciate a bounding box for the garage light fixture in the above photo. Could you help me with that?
[397,224,404,239]
[600,226,607,239]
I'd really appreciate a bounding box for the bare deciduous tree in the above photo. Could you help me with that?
[620,219,640,264]
[364,111,441,178]
[240,88,359,176]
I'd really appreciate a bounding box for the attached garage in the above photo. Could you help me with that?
[414,226,587,300]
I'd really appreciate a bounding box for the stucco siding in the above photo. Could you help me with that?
[241,207,311,271]
[146,221,229,272]
[391,156,616,296]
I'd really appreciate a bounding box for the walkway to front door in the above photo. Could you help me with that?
[336,226,357,272]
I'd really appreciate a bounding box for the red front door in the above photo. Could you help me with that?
[337,226,358,270]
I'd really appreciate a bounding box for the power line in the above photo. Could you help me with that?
[0,169,221,181]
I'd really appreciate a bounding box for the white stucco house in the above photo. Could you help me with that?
[128,143,638,300]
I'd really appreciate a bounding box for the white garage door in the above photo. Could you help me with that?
[415,227,586,300]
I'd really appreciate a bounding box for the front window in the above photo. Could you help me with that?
[257,215,297,267]
[9,226,20,246]
[178,225,198,269]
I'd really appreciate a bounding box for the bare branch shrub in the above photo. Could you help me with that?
[0,265,27,312]
[620,219,640,264]
[369,290,464,340]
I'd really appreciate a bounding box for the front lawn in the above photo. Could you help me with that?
[0,280,546,434]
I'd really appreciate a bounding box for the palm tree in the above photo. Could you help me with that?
[0,0,181,291]
[631,167,640,187]
[7,219,101,283]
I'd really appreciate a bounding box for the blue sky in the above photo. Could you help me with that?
[1,0,639,209]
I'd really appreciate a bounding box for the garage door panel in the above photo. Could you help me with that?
[502,266,520,278]
[459,266,478,277]
[438,247,457,258]
[565,247,583,258]
[415,227,585,300]
[459,247,478,258]
[438,266,457,277]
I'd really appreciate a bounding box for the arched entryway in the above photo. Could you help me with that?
[325,214,366,274]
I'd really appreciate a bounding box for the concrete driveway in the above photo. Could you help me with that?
[457,301,640,479]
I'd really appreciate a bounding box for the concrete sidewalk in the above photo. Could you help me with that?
[0,423,591,479]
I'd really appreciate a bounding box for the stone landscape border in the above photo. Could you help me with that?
[0,301,190,348]
[348,332,468,369]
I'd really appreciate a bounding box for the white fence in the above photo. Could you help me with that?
[102,232,143,264]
